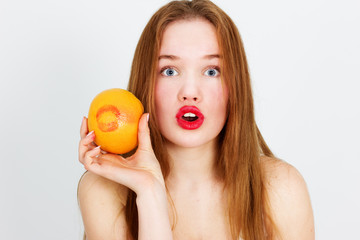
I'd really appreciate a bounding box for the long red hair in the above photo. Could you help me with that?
[127,0,277,239]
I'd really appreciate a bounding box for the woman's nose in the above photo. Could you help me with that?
[177,76,202,103]
[181,95,198,101]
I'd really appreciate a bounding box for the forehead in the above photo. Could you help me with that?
[159,18,219,56]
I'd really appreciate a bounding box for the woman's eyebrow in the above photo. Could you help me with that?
[204,54,221,59]
[158,54,221,60]
[158,55,179,60]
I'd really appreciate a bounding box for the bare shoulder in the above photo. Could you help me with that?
[260,156,315,240]
[77,170,128,205]
[261,156,305,189]
[77,171,129,240]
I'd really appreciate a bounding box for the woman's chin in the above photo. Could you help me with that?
[164,136,217,150]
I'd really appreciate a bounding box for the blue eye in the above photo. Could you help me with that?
[205,68,220,77]
[161,68,179,76]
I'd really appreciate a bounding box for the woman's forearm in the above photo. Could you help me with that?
[136,184,173,240]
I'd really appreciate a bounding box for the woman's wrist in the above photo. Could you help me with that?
[136,179,168,208]
[136,182,173,240]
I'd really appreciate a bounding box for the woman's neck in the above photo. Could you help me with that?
[165,139,220,189]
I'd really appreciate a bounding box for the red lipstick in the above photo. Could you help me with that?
[176,106,204,130]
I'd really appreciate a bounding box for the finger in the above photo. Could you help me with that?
[98,153,135,168]
[82,145,101,169]
[93,155,145,191]
[79,131,96,162]
[79,131,95,148]
[80,116,89,139]
[137,113,153,152]
[85,153,129,178]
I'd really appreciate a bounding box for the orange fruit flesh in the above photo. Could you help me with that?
[87,88,144,154]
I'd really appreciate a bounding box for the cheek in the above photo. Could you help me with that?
[219,80,229,101]
[222,84,229,115]
[210,85,229,128]
[155,81,175,115]
[214,86,229,129]
[154,83,162,110]
[210,84,229,111]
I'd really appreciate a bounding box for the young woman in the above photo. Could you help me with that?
[77,0,314,239]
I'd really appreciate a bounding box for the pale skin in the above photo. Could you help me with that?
[78,19,314,240]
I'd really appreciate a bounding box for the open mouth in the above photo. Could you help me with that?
[182,112,199,122]
[176,106,204,130]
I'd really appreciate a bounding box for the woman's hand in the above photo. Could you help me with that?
[78,113,166,195]
[78,114,173,240]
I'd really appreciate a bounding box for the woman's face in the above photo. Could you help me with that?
[155,18,229,148]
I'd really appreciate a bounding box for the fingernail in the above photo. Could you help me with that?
[95,146,101,157]
[86,131,94,137]
[146,113,149,122]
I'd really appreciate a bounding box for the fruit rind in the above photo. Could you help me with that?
[87,88,144,154]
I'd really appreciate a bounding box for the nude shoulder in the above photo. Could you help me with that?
[77,171,129,239]
[260,156,315,240]
[78,170,128,205]
[260,156,312,204]
[260,156,304,188]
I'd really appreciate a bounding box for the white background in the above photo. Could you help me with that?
[0,0,359,239]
